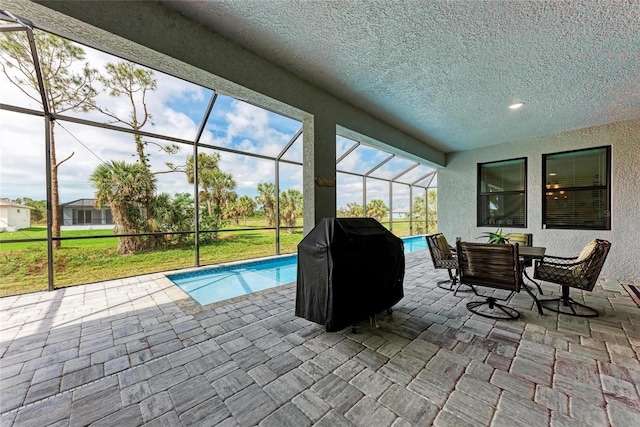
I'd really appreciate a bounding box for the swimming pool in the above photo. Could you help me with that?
[402,235,428,253]
[168,235,427,306]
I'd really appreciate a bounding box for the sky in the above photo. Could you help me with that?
[0,27,435,211]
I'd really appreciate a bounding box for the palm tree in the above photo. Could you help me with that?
[93,61,177,247]
[237,195,256,226]
[345,202,363,217]
[279,189,303,232]
[91,161,156,254]
[185,153,235,237]
[427,189,438,233]
[413,195,427,234]
[225,191,239,224]
[366,199,388,222]
[207,171,236,218]
[256,182,276,227]
[150,192,194,244]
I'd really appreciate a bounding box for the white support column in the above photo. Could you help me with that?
[303,115,336,234]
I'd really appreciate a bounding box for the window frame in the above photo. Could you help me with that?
[542,146,611,230]
[477,157,527,228]
[73,209,93,225]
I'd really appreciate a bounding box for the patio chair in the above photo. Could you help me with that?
[425,233,460,291]
[456,241,522,320]
[534,239,611,317]
[505,232,532,248]
[505,233,543,294]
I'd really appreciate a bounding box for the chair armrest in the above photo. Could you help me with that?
[536,255,585,270]
[534,240,610,291]
[541,255,578,262]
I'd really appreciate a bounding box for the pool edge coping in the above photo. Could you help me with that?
[156,273,296,315]
[158,252,299,315]
[159,236,427,314]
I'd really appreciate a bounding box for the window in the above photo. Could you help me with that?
[73,209,92,225]
[478,158,527,227]
[543,146,611,230]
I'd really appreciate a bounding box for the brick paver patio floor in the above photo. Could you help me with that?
[1,252,639,426]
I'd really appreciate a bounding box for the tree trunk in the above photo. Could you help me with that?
[132,133,157,250]
[267,204,275,227]
[50,121,61,250]
[112,202,142,255]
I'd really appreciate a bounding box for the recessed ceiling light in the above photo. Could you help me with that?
[549,173,557,176]
[508,102,524,110]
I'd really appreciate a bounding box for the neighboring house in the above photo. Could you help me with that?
[0,199,32,232]
[60,198,113,226]
[391,206,411,219]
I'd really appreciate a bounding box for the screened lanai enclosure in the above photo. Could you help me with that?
[0,11,437,296]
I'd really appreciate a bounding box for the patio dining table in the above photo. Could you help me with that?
[518,246,546,314]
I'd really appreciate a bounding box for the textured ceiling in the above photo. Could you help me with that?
[161,1,640,153]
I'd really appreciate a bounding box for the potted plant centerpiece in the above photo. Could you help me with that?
[478,228,509,244]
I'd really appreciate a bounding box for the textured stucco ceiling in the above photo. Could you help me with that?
[162,0,640,153]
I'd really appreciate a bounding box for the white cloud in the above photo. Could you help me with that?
[2,29,424,210]
[217,151,275,196]
[0,38,212,201]
[0,111,47,199]
[220,100,294,157]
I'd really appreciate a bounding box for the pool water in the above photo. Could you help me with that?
[168,235,427,306]
[168,255,298,306]
[402,235,428,253]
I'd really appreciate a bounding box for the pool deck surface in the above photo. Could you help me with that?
[1,251,639,426]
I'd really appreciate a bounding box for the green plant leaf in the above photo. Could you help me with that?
[477,228,508,244]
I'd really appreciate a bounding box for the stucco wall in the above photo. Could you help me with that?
[439,118,640,281]
[9,207,30,229]
[0,206,30,230]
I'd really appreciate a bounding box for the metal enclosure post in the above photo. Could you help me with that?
[362,176,367,217]
[409,185,413,235]
[192,143,200,266]
[388,181,393,231]
[424,188,429,234]
[275,128,302,255]
[44,117,54,291]
[275,160,280,254]
[21,21,55,291]
[193,92,218,267]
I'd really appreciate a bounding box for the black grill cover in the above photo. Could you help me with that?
[295,218,405,332]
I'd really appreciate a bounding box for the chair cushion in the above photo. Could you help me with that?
[435,234,451,256]
[506,233,531,246]
[506,233,532,266]
[535,239,609,292]
[577,240,597,262]
[574,240,597,275]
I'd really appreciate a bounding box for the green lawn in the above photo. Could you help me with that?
[0,217,433,296]
[0,225,304,296]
